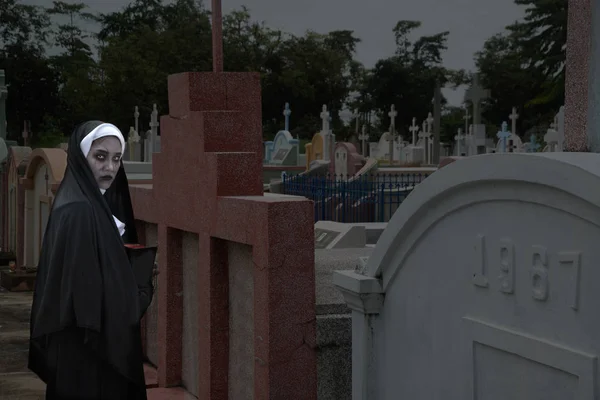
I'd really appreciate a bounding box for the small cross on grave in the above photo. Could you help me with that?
[128,127,140,160]
[464,73,490,126]
[509,107,519,136]
[526,134,540,153]
[388,105,397,133]
[358,124,369,156]
[463,105,471,134]
[134,106,140,133]
[146,104,160,160]
[388,105,398,164]
[419,120,432,164]
[426,112,434,133]
[283,102,292,131]
[211,0,224,72]
[496,121,511,153]
[409,117,419,145]
[454,128,464,156]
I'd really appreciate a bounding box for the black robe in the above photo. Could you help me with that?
[28,121,155,400]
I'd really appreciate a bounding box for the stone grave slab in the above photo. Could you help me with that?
[334,153,600,399]
[314,220,366,250]
[315,247,372,400]
[0,270,35,292]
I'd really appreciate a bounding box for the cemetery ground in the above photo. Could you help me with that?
[0,277,45,399]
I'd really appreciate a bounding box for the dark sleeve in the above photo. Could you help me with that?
[137,274,153,320]
[127,247,156,320]
[62,203,103,332]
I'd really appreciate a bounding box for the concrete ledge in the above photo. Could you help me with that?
[147,387,196,399]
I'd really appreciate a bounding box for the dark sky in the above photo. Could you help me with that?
[25,0,525,105]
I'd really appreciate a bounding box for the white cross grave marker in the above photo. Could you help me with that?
[409,117,419,146]
[496,121,511,153]
[358,124,369,156]
[464,73,490,125]
[283,102,291,131]
[509,107,519,137]
[388,104,398,164]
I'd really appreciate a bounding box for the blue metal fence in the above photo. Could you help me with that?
[281,173,430,223]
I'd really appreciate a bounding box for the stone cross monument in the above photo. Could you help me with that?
[388,104,397,164]
[147,103,159,160]
[283,102,291,131]
[409,117,418,145]
[358,124,369,156]
[463,104,471,136]
[509,107,519,137]
[464,73,490,126]
[320,105,331,161]
[497,121,511,153]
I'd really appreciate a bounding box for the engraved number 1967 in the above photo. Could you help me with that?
[472,235,581,309]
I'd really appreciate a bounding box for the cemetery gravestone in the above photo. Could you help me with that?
[335,152,600,399]
[268,130,298,165]
[315,220,366,250]
[334,142,362,177]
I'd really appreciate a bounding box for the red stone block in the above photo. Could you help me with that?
[167,73,227,118]
[201,111,247,153]
[131,71,316,399]
[204,152,262,197]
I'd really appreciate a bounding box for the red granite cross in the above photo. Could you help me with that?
[212,0,223,72]
[130,43,316,400]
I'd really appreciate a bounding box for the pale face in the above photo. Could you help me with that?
[86,136,122,190]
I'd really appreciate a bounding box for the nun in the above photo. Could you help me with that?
[28,121,154,400]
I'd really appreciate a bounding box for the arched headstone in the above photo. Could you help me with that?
[335,153,600,399]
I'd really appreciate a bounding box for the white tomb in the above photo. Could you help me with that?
[334,153,600,399]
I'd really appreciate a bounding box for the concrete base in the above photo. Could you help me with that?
[0,270,36,292]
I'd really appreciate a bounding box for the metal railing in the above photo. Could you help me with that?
[281,173,430,223]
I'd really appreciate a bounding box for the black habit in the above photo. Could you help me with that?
[28,121,155,400]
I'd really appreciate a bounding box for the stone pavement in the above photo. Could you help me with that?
[0,287,45,399]
[0,278,167,400]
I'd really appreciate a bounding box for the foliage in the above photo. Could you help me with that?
[475,0,567,135]
[356,21,467,141]
[0,0,568,149]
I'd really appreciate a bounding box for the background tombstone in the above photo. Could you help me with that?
[126,127,142,161]
[335,153,600,399]
[19,149,66,269]
[4,146,31,256]
[268,130,298,166]
[334,142,363,177]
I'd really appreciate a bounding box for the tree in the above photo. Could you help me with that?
[97,0,212,131]
[0,0,59,141]
[475,0,567,135]
[358,21,467,141]
[509,0,566,107]
[47,1,102,132]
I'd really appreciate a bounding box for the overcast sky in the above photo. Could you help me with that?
[25,0,525,105]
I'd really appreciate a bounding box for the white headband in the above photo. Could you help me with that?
[79,123,125,157]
